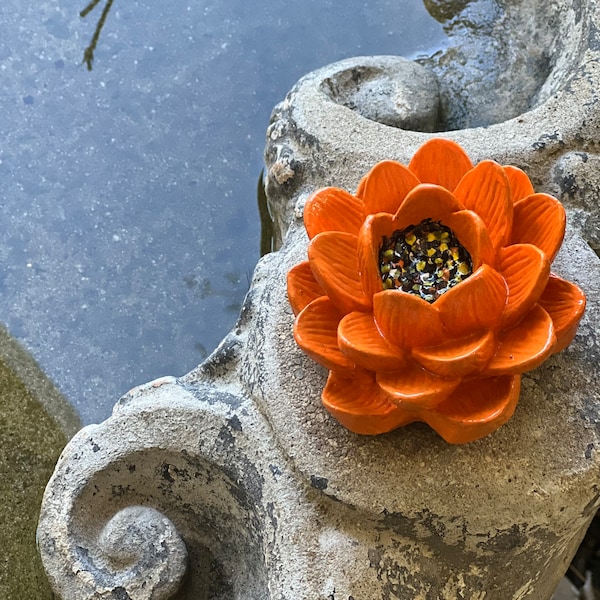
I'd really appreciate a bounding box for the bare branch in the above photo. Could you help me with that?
[80,0,115,71]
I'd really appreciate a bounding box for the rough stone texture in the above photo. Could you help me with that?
[423,0,584,130]
[230,230,600,599]
[38,0,600,598]
[320,57,441,132]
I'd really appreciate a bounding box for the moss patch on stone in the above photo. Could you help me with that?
[0,358,70,599]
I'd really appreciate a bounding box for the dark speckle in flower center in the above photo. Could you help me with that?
[379,219,473,303]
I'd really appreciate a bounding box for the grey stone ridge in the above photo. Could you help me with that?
[39,1,600,598]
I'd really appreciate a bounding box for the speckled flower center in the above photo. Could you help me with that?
[379,219,473,303]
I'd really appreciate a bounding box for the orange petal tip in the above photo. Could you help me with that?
[408,138,473,191]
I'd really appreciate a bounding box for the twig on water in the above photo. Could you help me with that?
[80,0,115,71]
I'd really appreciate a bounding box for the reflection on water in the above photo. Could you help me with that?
[423,0,473,22]
[257,170,274,257]
[80,0,115,70]
[0,1,446,424]
[0,324,79,599]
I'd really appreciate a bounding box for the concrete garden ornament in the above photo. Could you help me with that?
[288,138,586,443]
[37,1,600,594]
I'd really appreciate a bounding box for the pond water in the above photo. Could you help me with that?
[1,0,446,424]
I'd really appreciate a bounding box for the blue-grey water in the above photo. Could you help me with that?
[0,1,445,424]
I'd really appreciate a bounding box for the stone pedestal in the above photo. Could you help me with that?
[38,1,600,598]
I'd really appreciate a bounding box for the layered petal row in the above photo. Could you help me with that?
[289,138,586,443]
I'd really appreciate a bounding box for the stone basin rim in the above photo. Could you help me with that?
[283,52,594,159]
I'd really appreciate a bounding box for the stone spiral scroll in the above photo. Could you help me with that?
[38,378,276,599]
[39,0,600,598]
[95,506,188,598]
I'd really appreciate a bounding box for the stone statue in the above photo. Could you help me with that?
[38,1,600,597]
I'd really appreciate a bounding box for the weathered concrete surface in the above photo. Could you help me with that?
[38,0,600,598]
[320,57,441,132]
[423,0,584,130]
[37,241,600,600]
[239,229,600,599]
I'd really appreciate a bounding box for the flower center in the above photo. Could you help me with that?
[379,218,473,303]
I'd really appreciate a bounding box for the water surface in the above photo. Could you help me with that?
[0,0,445,424]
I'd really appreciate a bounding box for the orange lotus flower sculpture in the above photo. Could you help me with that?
[287,138,586,444]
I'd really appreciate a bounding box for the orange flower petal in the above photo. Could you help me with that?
[304,187,365,239]
[538,274,586,353]
[357,213,395,299]
[287,261,324,315]
[436,265,507,337]
[376,363,460,409]
[373,290,443,348]
[511,193,566,262]
[408,138,473,191]
[423,375,521,444]
[497,244,550,329]
[393,184,464,228]
[445,210,496,268]
[308,232,371,313]
[412,330,496,379]
[322,370,415,435]
[483,304,556,375]
[294,297,354,372]
[454,160,513,250]
[356,160,420,216]
[504,165,534,203]
[338,312,407,372]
